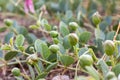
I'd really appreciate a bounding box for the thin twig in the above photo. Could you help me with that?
[15,58,28,77]
[0,60,26,67]
[113,22,120,41]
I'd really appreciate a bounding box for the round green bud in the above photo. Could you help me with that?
[69,22,79,31]
[92,12,101,26]
[53,38,59,44]
[11,67,20,76]
[103,40,115,56]
[27,54,38,65]
[49,44,59,53]
[105,71,117,80]
[50,31,58,38]
[53,26,58,30]
[68,33,79,46]
[29,25,39,30]
[4,19,13,27]
[79,54,93,67]
[29,47,34,52]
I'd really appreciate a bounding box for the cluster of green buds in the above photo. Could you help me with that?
[27,54,38,65]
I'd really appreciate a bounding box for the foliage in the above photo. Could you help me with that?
[0,0,120,80]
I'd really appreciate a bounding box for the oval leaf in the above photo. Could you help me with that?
[63,35,71,49]
[45,62,58,72]
[4,51,18,61]
[59,21,69,37]
[112,63,120,76]
[35,39,51,59]
[60,55,74,66]
[15,34,25,47]
[79,31,91,43]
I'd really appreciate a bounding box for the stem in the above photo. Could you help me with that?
[15,58,30,79]
[113,22,120,41]
[110,55,115,67]
[0,60,26,67]
[89,48,98,62]
[38,58,79,71]
[73,45,78,58]
[74,60,80,80]
[34,63,41,74]
[21,73,31,80]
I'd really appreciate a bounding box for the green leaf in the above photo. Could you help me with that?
[4,51,18,61]
[1,44,11,50]
[47,53,57,62]
[59,21,69,37]
[106,31,115,40]
[34,39,51,59]
[63,35,71,49]
[28,65,35,80]
[96,39,104,54]
[58,44,66,54]
[112,63,120,76]
[99,21,108,31]
[95,28,105,40]
[29,25,39,30]
[97,59,109,77]
[44,24,51,31]
[0,27,7,32]
[25,33,37,44]
[17,26,28,36]
[60,55,74,66]
[41,19,51,31]
[85,66,100,80]
[78,47,88,56]
[15,76,24,80]
[79,31,91,43]
[65,10,73,19]
[34,39,41,52]
[45,62,58,72]
[37,60,44,72]
[35,72,48,80]
[15,34,25,47]
[4,32,14,43]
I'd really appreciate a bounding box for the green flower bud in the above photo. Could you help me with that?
[11,67,20,76]
[105,71,117,80]
[53,38,59,44]
[92,12,101,26]
[53,26,58,30]
[103,40,115,56]
[68,33,79,46]
[79,54,93,67]
[27,54,38,65]
[4,19,13,27]
[29,47,34,52]
[50,31,58,38]
[29,25,39,30]
[49,44,59,53]
[69,22,79,31]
